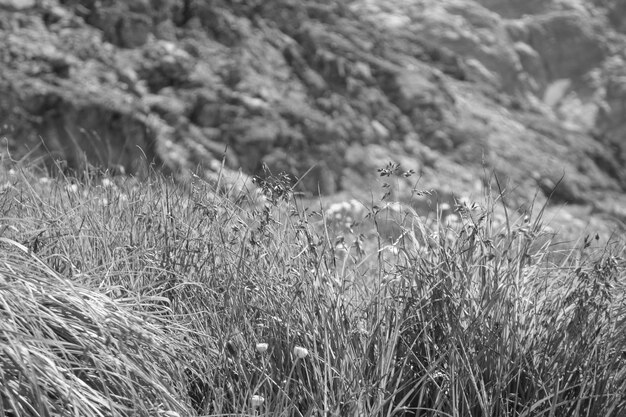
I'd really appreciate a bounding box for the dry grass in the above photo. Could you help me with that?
[0,239,191,416]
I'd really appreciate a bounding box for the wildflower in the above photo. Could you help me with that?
[65,183,79,193]
[386,245,399,256]
[101,178,114,188]
[256,342,268,353]
[357,322,369,336]
[334,242,349,260]
[251,395,265,408]
[293,346,309,359]
[117,193,129,205]
[159,411,180,417]
[445,213,460,226]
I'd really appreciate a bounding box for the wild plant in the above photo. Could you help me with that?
[0,161,623,417]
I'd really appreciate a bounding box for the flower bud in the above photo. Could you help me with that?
[251,395,265,408]
[293,346,309,359]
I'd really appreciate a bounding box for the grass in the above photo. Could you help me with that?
[0,160,624,417]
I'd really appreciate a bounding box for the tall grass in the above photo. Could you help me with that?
[0,162,624,416]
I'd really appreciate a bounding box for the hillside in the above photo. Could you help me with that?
[2,2,626,416]
[1,0,626,239]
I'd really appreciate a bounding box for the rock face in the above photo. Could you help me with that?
[604,0,626,33]
[523,12,608,80]
[0,0,625,230]
[0,0,35,10]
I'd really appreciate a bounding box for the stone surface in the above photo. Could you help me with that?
[607,1,626,32]
[0,0,35,10]
[523,11,608,80]
[473,0,551,17]
[0,0,624,234]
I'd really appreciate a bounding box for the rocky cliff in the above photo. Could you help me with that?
[1,0,625,236]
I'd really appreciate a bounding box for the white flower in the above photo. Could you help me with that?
[293,346,309,359]
[335,243,349,259]
[256,342,268,353]
[159,411,180,417]
[65,184,79,193]
[251,395,265,408]
[386,246,399,256]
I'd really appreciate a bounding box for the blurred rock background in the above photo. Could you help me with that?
[0,0,624,237]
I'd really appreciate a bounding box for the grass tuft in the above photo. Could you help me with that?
[0,162,624,416]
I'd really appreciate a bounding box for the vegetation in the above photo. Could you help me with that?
[0,160,624,417]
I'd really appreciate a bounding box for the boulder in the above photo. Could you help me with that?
[117,13,153,48]
[2,75,163,176]
[437,2,524,89]
[139,40,196,91]
[143,90,190,124]
[606,0,626,32]
[85,5,152,48]
[473,0,550,17]
[64,0,176,48]
[379,67,454,123]
[0,0,34,10]
[523,12,608,80]
[355,0,525,92]
[513,42,547,92]
[594,64,626,186]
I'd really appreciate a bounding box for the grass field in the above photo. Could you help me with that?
[0,161,624,417]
